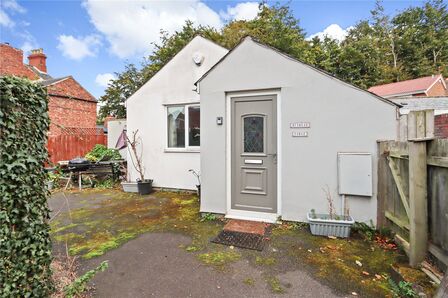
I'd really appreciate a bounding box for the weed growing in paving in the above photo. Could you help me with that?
[267,277,285,294]
[197,250,241,269]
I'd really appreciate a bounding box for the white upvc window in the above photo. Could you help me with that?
[167,104,200,150]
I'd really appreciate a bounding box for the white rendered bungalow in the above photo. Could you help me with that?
[126,36,228,190]
[127,36,400,224]
[196,37,399,224]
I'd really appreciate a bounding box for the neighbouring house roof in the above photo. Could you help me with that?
[391,96,448,115]
[196,36,400,108]
[0,43,96,102]
[40,76,71,87]
[368,75,446,98]
[27,65,53,80]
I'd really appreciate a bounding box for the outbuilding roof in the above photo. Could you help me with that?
[195,36,400,108]
[391,96,448,115]
[368,75,446,98]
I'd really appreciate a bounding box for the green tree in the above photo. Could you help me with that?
[308,36,341,75]
[338,20,383,88]
[98,63,145,120]
[393,0,448,78]
[222,3,310,62]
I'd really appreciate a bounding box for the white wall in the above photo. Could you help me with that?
[107,119,127,159]
[126,36,228,190]
[199,38,399,224]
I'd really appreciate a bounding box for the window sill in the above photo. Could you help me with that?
[164,148,200,153]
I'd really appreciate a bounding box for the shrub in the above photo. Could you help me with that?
[85,144,121,162]
[0,76,53,296]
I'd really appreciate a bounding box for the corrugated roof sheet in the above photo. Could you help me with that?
[391,96,448,115]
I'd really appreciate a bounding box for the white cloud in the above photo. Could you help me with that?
[307,24,353,43]
[0,0,25,27]
[95,73,115,88]
[21,41,35,55]
[57,34,102,60]
[221,2,260,21]
[82,0,258,59]
[0,9,13,27]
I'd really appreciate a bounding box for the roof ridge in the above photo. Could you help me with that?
[369,75,441,89]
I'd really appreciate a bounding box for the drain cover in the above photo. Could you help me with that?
[211,230,265,251]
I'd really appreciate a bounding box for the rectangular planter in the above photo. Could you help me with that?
[121,181,138,193]
[307,213,355,238]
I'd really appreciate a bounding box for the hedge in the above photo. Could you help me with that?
[0,76,53,296]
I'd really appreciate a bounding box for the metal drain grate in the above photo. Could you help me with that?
[211,230,265,251]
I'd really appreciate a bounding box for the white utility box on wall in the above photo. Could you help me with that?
[337,152,372,196]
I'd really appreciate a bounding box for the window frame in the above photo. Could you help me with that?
[165,103,200,152]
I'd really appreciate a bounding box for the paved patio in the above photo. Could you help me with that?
[49,189,407,297]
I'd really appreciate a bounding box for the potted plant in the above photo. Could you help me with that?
[307,186,354,238]
[188,169,201,198]
[123,129,153,195]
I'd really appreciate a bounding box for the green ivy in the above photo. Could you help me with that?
[0,76,53,297]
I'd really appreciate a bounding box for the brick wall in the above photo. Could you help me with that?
[48,95,97,135]
[427,80,448,96]
[435,114,448,138]
[0,44,38,80]
[46,77,97,135]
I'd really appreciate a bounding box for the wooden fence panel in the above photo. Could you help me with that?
[378,138,448,269]
[47,133,106,163]
[427,139,448,262]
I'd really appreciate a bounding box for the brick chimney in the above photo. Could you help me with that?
[28,48,47,73]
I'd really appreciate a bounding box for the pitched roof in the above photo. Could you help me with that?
[368,75,446,98]
[40,76,70,86]
[27,65,53,80]
[196,36,400,108]
[391,96,448,115]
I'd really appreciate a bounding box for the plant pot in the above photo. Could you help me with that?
[46,180,54,190]
[137,179,153,195]
[121,181,138,193]
[307,213,354,238]
[196,185,201,198]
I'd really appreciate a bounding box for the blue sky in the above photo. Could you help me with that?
[0,0,433,98]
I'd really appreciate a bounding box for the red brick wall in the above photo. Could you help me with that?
[427,80,448,96]
[47,77,97,135]
[48,95,97,135]
[0,44,38,80]
[435,114,448,138]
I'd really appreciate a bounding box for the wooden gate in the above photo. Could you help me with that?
[377,111,448,270]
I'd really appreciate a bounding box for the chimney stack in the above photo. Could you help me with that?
[28,48,47,73]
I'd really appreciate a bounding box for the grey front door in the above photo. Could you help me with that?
[231,95,277,213]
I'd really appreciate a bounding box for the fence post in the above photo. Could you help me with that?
[377,141,387,228]
[408,111,430,267]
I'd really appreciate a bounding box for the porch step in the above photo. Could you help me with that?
[224,219,269,236]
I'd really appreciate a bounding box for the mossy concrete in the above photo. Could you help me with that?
[50,190,434,297]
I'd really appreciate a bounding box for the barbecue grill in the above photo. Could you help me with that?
[68,157,91,171]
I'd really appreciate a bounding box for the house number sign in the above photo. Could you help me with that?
[290,122,310,128]
[292,131,308,137]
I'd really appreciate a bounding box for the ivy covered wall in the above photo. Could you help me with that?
[0,76,53,296]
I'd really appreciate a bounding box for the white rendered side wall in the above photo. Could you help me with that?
[126,37,228,190]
